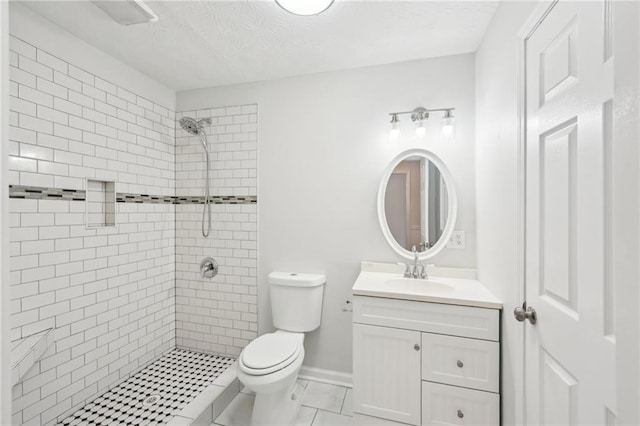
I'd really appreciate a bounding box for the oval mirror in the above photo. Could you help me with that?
[377,149,457,260]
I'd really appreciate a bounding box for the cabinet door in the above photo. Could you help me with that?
[353,323,421,425]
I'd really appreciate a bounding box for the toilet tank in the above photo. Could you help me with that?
[269,272,326,332]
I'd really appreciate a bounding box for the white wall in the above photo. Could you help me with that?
[1,0,12,423]
[476,1,640,425]
[474,2,537,425]
[178,54,477,373]
[612,1,640,424]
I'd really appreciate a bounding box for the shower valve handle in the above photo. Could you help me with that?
[200,257,218,278]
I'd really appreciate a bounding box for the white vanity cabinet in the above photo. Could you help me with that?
[352,295,501,426]
[353,323,422,424]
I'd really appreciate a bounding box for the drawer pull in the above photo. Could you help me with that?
[457,360,464,368]
[414,344,421,351]
[457,410,464,418]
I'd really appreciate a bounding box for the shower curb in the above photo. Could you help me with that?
[167,362,240,426]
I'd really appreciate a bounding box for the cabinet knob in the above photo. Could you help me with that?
[457,360,464,368]
[457,410,464,418]
[414,344,420,351]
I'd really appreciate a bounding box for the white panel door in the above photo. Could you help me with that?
[353,323,422,425]
[524,1,616,425]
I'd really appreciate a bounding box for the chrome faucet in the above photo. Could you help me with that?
[404,246,429,280]
[402,246,428,279]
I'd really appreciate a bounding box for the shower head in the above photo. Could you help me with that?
[179,117,212,136]
[179,116,212,152]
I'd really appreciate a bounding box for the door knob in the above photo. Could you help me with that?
[414,344,420,351]
[514,303,537,325]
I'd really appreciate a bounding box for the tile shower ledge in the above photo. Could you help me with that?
[12,328,54,386]
[167,362,241,426]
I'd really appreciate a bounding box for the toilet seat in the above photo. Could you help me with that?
[240,333,302,376]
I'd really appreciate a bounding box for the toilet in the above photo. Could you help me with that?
[237,272,326,426]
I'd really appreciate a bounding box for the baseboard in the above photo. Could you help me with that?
[298,365,352,388]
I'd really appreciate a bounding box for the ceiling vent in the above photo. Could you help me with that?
[92,0,158,26]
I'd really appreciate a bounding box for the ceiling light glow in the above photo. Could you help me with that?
[275,0,335,16]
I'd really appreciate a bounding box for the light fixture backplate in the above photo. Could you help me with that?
[411,107,429,122]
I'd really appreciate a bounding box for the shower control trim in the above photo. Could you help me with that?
[200,257,218,278]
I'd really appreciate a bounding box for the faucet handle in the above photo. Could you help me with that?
[403,263,412,278]
[419,264,428,279]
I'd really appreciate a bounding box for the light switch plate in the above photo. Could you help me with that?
[447,231,466,249]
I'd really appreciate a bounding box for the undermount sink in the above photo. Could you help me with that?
[385,278,454,294]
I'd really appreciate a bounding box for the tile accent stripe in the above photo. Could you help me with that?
[9,186,257,204]
[172,195,257,205]
[117,193,257,204]
[9,185,85,201]
[116,193,176,204]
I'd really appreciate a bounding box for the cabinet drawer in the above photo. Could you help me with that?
[422,381,499,426]
[353,296,499,341]
[421,334,499,393]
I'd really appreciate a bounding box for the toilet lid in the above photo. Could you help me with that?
[241,333,300,370]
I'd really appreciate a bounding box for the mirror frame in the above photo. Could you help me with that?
[377,148,458,260]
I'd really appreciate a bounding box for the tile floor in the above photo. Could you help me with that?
[56,349,235,426]
[213,379,400,426]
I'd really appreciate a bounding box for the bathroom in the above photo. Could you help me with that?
[0,0,638,425]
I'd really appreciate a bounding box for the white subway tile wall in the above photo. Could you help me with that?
[8,36,176,426]
[175,107,258,357]
[176,107,257,197]
[8,36,176,196]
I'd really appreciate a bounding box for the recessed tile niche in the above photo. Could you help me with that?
[86,179,116,228]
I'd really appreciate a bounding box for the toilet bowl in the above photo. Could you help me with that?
[237,272,325,426]
[237,331,305,425]
[238,330,304,394]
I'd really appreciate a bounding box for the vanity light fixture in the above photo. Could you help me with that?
[388,107,456,140]
[276,0,334,16]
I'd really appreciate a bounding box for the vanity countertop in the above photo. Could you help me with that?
[352,262,502,309]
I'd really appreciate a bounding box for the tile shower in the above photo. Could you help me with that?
[175,106,258,358]
[8,35,257,425]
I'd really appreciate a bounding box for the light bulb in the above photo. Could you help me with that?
[442,122,454,137]
[275,0,334,16]
[415,121,426,139]
[389,114,400,140]
[411,109,428,139]
[441,110,455,138]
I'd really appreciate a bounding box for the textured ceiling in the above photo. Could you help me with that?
[23,1,499,91]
